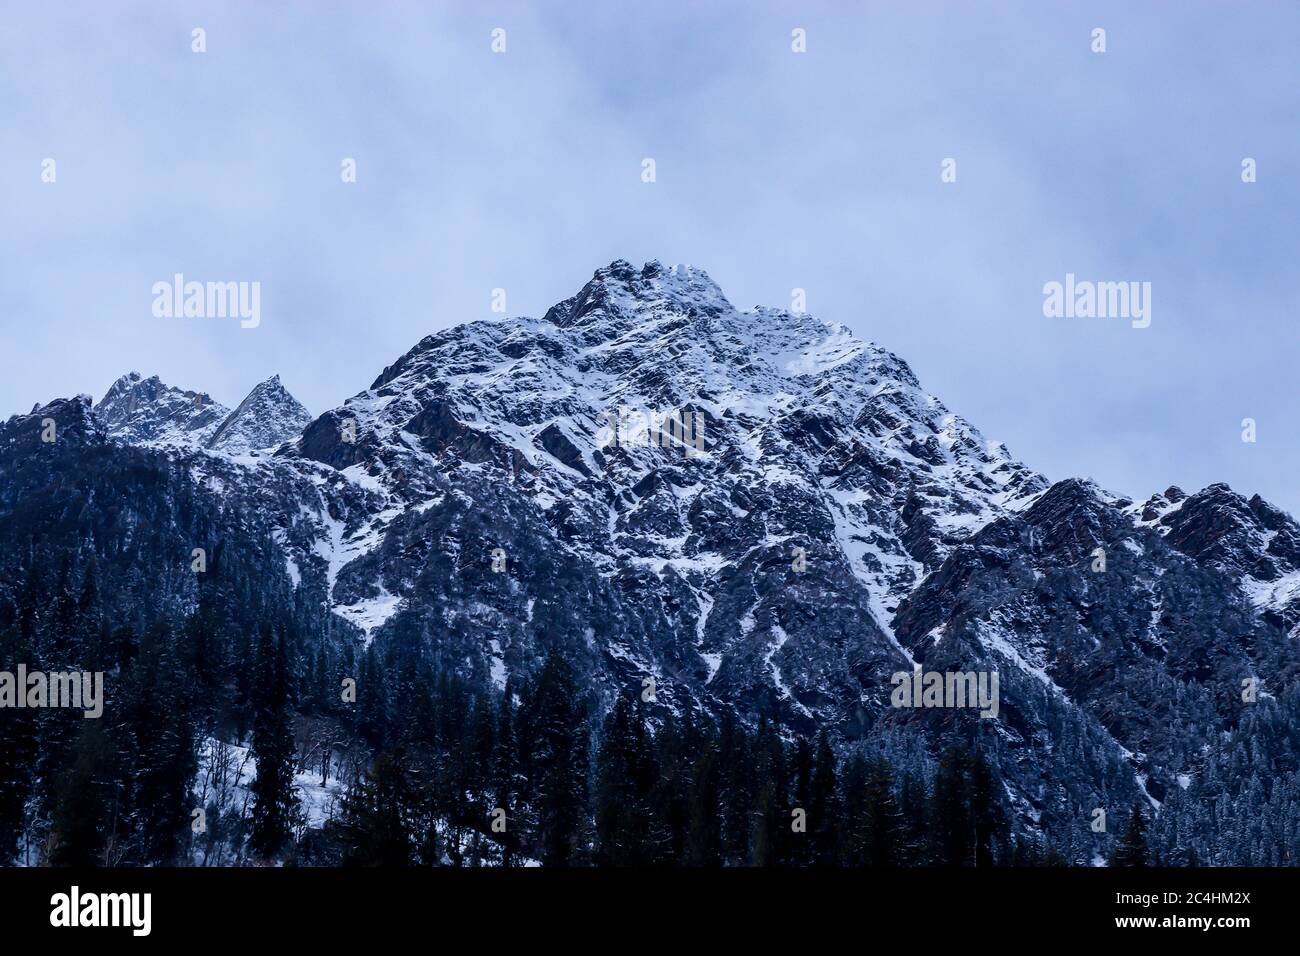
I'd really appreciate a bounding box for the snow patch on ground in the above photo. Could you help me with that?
[332,586,403,643]
[488,639,508,690]
[764,624,811,717]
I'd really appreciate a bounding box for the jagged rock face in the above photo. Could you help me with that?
[207,375,312,454]
[893,476,1297,812]
[1,396,103,465]
[278,260,1053,732]
[95,373,228,447]
[0,396,299,632]
[1143,483,1300,636]
[2,259,1296,836]
[95,372,311,455]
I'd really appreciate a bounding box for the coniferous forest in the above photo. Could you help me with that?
[1,542,1009,868]
[6,8,1300,946]
[4,532,1300,869]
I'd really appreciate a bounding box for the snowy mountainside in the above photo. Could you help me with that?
[8,258,1296,838]
[94,371,311,455]
[207,374,312,454]
[95,372,230,448]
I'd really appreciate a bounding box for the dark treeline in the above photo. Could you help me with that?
[325,655,1018,868]
[0,542,1023,868]
[3,540,1299,867]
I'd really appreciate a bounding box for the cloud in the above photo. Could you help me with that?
[2,1,1296,511]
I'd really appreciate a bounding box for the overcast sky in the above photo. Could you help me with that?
[2,1,1297,513]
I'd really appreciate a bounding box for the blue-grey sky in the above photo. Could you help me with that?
[2,1,1297,513]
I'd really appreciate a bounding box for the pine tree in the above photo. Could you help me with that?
[838,753,870,865]
[969,743,1005,867]
[48,721,116,866]
[1112,802,1149,867]
[927,744,973,866]
[718,712,751,865]
[864,755,907,865]
[184,583,230,729]
[45,557,81,667]
[526,653,588,866]
[594,694,637,864]
[248,624,298,861]
[124,620,198,864]
[807,731,840,865]
[684,728,723,866]
[74,557,107,673]
[33,558,81,824]
[749,721,789,867]
[649,709,691,865]
[897,762,929,863]
[632,696,673,865]
[0,598,38,862]
[492,679,521,866]
[358,642,392,749]
[338,752,414,866]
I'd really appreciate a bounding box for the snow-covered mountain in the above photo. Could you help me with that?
[207,375,312,454]
[284,259,1048,643]
[93,371,310,454]
[1136,483,1300,638]
[95,372,229,447]
[5,259,1297,842]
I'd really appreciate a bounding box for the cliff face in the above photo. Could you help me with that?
[3,259,1295,842]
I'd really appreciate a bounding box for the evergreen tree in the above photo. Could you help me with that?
[684,728,723,866]
[717,712,751,865]
[48,722,116,866]
[525,653,588,866]
[969,743,1005,867]
[927,744,973,866]
[650,709,691,864]
[594,694,637,864]
[248,624,298,860]
[749,721,789,866]
[1112,802,1149,867]
[0,612,38,861]
[123,620,198,864]
[790,736,814,865]
[74,557,107,673]
[492,678,522,866]
[807,731,840,865]
[338,752,414,866]
[863,755,907,865]
[33,558,80,825]
[357,642,392,749]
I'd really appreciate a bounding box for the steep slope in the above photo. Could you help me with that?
[279,261,1050,724]
[263,260,1291,832]
[207,375,312,454]
[95,372,229,447]
[1136,483,1300,637]
[2,258,1294,849]
[0,395,298,632]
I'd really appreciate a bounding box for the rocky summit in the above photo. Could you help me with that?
[3,259,1297,863]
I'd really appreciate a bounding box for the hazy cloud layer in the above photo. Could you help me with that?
[2,1,1296,510]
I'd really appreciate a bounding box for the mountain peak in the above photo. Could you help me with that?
[543,258,733,332]
[207,375,311,454]
[95,372,228,447]
[92,371,310,454]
